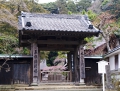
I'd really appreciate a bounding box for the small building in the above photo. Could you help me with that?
[103,45,120,89]
[0,54,32,84]
[84,42,106,85]
[104,45,120,74]
[40,59,48,70]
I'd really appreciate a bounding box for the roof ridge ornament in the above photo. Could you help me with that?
[21,11,25,28]
[88,25,93,29]
[84,15,89,21]
[26,22,32,27]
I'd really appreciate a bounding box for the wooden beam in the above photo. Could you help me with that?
[38,47,74,51]
[21,40,79,45]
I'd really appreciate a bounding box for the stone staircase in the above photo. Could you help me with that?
[0,83,102,91]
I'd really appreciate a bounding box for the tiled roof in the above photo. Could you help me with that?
[104,45,120,57]
[84,43,106,56]
[18,11,100,33]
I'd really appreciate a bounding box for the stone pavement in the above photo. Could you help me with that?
[0,83,103,91]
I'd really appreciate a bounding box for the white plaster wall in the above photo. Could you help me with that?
[109,56,115,70]
[118,53,120,69]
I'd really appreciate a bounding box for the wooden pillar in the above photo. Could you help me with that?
[67,52,72,82]
[67,52,71,71]
[31,43,39,86]
[38,50,41,84]
[79,45,85,84]
[73,48,78,83]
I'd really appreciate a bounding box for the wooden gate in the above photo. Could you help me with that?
[41,71,72,82]
[13,64,30,84]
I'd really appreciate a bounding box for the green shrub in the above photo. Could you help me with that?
[81,10,97,21]
[101,0,109,6]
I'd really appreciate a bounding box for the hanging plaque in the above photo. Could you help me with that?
[32,43,38,83]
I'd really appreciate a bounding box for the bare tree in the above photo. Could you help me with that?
[97,12,118,51]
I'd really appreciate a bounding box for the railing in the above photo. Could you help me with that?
[40,71,72,82]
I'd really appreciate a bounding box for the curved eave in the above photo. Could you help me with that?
[0,54,33,59]
[104,46,120,58]
[19,27,100,33]
[19,29,100,38]
[84,56,103,59]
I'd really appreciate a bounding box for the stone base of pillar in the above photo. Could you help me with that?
[74,82,80,86]
[30,78,38,86]
[30,82,38,86]
[30,77,38,86]
[80,78,85,85]
[79,82,85,85]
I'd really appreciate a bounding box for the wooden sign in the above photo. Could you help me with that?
[97,60,108,73]
[32,43,38,83]
[79,45,85,79]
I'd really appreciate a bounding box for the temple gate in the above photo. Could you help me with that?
[18,11,100,85]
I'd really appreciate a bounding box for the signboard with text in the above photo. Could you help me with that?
[97,60,108,74]
[32,43,38,83]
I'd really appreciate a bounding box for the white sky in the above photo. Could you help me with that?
[38,0,56,3]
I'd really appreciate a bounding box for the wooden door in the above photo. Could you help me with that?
[13,64,30,84]
[85,59,102,85]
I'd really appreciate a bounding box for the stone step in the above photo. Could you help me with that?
[15,85,102,90]
[39,82,74,85]
[16,89,102,91]
[0,84,102,91]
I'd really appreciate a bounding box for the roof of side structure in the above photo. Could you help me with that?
[104,45,120,58]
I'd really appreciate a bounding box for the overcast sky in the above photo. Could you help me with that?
[38,0,56,3]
